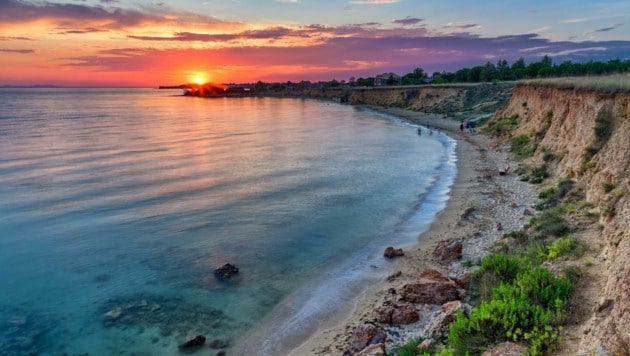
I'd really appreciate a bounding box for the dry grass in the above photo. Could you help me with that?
[519,74,630,93]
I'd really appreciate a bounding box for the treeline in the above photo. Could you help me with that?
[352,57,630,87]
[246,57,630,91]
[430,56,630,84]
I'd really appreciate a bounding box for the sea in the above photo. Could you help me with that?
[0,88,456,355]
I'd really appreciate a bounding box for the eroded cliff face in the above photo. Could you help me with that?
[349,84,512,118]
[492,84,629,354]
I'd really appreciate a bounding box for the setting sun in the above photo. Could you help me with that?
[194,75,204,85]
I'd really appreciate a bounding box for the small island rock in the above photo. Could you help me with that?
[214,263,239,280]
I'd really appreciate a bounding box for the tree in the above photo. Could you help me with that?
[386,75,397,86]
[356,77,374,86]
[254,81,267,91]
[511,57,527,79]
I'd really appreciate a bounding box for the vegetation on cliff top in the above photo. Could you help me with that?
[520,73,630,93]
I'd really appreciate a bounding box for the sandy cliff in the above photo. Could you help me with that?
[492,84,629,354]
[349,84,512,119]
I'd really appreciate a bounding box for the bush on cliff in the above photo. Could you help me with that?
[448,264,572,355]
[510,134,535,160]
[484,114,519,136]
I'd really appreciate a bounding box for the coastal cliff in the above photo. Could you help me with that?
[274,83,512,119]
[491,83,629,354]
[349,84,512,119]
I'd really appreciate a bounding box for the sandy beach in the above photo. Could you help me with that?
[291,107,539,355]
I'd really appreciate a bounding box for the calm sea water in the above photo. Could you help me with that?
[0,88,455,355]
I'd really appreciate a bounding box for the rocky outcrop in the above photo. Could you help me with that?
[373,303,419,324]
[491,83,629,355]
[432,240,463,261]
[346,323,387,355]
[400,270,464,305]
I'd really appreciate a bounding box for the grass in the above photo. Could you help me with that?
[519,74,630,93]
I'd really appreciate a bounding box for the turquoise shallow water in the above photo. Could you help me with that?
[0,89,455,355]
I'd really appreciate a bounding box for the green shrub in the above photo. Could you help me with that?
[485,114,519,136]
[396,338,423,356]
[474,254,526,282]
[448,266,572,355]
[529,165,550,184]
[602,182,615,193]
[538,237,586,261]
[581,160,596,171]
[538,187,558,201]
[511,134,535,160]
[545,110,554,120]
[594,111,614,144]
[529,207,571,237]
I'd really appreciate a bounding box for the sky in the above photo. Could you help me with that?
[1,0,629,87]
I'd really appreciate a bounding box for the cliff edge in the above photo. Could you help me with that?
[491,83,629,354]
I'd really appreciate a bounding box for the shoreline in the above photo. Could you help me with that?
[291,107,538,355]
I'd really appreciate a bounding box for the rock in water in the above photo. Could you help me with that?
[214,263,239,280]
[178,335,206,352]
[383,247,404,258]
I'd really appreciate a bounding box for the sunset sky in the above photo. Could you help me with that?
[1,0,629,87]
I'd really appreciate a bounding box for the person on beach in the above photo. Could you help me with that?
[459,122,464,132]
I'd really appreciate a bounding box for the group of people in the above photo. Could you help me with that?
[460,119,476,133]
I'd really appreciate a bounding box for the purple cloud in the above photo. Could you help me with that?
[0,0,231,29]
[443,23,479,31]
[588,23,623,34]
[128,27,295,42]
[0,48,35,53]
[392,17,423,26]
[61,30,630,80]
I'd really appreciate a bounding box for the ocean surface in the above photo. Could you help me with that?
[0,88,456,355]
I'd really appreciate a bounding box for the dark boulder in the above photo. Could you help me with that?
[214,263,239,280]
[178,335,206,352]
[383,247,404,259]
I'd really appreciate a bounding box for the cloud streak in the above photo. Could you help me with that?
[392,17,423,26]
[0,48,35,53]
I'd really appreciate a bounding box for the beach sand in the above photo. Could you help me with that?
[291,107,538,355]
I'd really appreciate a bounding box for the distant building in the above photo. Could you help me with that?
[374,73,401,86]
